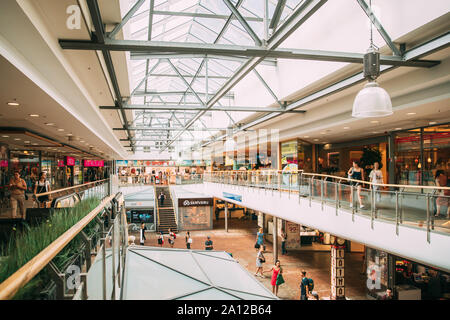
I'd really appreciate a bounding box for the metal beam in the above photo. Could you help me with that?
[201,32,450,147]
[60,39,438,67]
[356,0,402,56]
[223,0,262,46]
[253,69,283,107]
[151,10,264,22]
[269,0,286,30]
[114,127,231,131]
[161,0,329,152]
[108,0,146,39]
[131,91,234,98]
[86,0,134,151]
[167,59,204,105]
[100,104,305,113]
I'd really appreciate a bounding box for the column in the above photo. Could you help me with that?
[331,238,346,300]
[224,202,228,232]
[273,216,278,263]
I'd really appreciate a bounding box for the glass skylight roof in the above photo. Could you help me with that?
[122,0,303,154]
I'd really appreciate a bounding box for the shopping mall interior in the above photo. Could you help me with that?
[0,0,449,304]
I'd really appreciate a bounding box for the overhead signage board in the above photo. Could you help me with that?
[178,198,213,207]
[223,192,242,202]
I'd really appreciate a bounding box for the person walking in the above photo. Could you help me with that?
[264,260,283,296]
[9,170,27,219]
[435,170,450,218]
[205,236,213,250]
[300,270,311,300]
[185,231,192,249]
[255,227,265,251]
[33,172,51,208]
[159,191,166,206]
[369,161,384,205]
[168,228,175,248]
[348,161,365,209]
[157,231,164,247]
[254,246,265,278]
[139,222,147,245]
[280,228,288,255]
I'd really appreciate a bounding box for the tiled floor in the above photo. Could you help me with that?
[134,218,368,300]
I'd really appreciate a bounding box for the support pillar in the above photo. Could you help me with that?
[273,217,278,263]
[224,202,228,232]
[331,237,346,300]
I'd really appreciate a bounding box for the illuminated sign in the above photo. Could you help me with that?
[83,160,104,167]
[57,160,65,167]
[0,160,8,167]
[65,156,75,166]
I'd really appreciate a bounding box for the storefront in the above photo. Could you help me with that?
[280,139,313,172]
[124,189,156,231]
[365,247,450,300]
[393,124,449,186]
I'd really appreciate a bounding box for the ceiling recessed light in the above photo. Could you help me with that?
[370,120,379,124]
[320,132,326,135]
[29,114,39,117]
[303,136,310,138]
[407,112,416,115]
[429,121,437,125]
[372,131,379,134]
[395,128,402,130]
[24,141,30,143]
[313,139,319,141]
[14,138,20,141]
[2,135,9,138]
[80,140,85,143]
[343,127,350,129]
[45,123,55,126]
[57,128,64,131]
[66,133,73,136]
[7,101,19,106]
[32,143,38,145]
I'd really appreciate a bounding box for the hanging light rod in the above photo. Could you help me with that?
[101,105,306,113]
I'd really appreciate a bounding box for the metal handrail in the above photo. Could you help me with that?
[35,179,109,198]
[0,194,116,300]
[204,171,450,192]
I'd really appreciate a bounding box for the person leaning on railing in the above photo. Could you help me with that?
[435,170,450,218]
[9,170,27,219]
[33,172,52,208]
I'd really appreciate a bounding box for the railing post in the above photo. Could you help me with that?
[111,217,116,300]
[395,191,399,235]
[321,179,324,210]
[101,238,106,300]
[371,186,375,218]
[426,193,430,243]
[298,172,301,204]
[288,173,291,199]
[351,185,355,221]
[309,177,313,207]
[335,181,338,216]
[80,231,92,271]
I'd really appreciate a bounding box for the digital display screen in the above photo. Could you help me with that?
[127,209,154,223]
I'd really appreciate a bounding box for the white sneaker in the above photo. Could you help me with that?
[350,203,353,208]
[360,204,365,209]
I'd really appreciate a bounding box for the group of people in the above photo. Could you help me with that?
[137,224,214,250]
[8,170,52,219]
[254,227,317,299]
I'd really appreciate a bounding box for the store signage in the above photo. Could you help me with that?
[57,160,65,167]
[178,198,213,207]
[395,132,449,143]
[331,244,346,300]
[84,160,104,167]
[0,160,8,167]
[65,156,75,166]
[223,192,242,202]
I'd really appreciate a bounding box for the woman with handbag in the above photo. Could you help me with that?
[185,231,193,249]
[254,246,265,278]
[255,227,265,251]
[264,259,284,296]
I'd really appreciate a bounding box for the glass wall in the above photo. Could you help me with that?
[281,139,313,172]
[394,124,450,186]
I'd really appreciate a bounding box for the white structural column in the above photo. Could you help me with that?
[225,202,228,232]
[273,217,278,263]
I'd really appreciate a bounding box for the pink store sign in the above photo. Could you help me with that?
[83,160,104,167]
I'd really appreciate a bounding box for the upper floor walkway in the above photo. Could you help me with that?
[151,170,450,272]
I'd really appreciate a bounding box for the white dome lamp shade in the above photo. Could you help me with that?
[352,81,392,118]
[353,3,393,119]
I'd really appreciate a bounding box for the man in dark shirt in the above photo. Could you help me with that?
[205,236,213,250]
[300,270,310,300]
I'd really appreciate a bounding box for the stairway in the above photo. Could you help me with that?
[156,186,178,234]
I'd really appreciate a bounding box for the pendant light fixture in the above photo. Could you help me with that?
[224,126,236,153]
[352,0,393,118]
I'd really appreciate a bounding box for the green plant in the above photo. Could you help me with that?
[360,146,382,174]
[0,197,103,299]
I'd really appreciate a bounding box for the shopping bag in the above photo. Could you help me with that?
[276,273,285,285]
